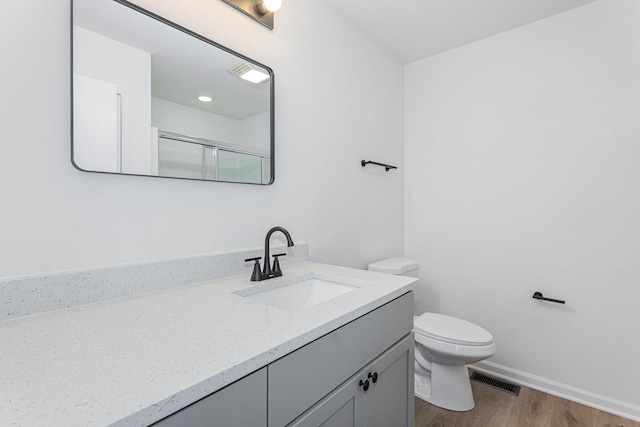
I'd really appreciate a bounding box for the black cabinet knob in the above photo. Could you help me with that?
[368,372,378,383]
[359,379,370,392]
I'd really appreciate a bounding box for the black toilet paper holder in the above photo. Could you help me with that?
[532,291,565,304]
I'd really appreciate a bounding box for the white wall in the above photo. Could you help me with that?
[239,111,271,151]
[74,26,153,174]
[152,97,241,146]
[73,75,120,172]
[405,0,640,418]
[152,98,270,153]
[0,0,404,278]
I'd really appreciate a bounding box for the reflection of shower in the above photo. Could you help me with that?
[156,131,270,184]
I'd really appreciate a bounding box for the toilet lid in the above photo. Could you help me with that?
[414,313,494,346]
[368,258,418,275]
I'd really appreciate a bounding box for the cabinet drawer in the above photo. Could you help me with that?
[268,292,413,427]
[153,367,267,427]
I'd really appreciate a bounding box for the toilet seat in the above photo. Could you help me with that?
[414,313,494,346]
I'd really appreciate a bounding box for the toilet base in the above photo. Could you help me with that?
[415,362,475,411]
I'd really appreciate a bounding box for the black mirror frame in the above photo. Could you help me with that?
[70,0,275,185]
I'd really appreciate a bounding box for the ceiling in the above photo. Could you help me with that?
[326,0,597,64]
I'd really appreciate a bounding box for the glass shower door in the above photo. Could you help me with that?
[218,149,264,184]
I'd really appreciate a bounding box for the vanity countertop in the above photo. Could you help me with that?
[0,262,416,427]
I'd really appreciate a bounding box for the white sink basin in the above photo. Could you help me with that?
[237,276,360,312]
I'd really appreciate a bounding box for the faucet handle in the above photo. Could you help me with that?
[245,257,262,281]
[272,253,286,276]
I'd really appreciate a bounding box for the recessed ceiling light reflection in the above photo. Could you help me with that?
[198,95,213,102]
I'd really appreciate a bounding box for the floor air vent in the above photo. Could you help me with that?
[470,372,521,396]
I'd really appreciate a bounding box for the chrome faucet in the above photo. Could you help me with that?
[245,226,294,281]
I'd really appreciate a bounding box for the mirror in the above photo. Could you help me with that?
[71,0,274,184]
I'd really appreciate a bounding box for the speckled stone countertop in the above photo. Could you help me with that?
[0,262,416,427]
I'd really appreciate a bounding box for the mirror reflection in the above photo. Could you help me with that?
[72,0,274,184]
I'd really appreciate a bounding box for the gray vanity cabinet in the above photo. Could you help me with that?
[288,372,361,427]
[289,333,414,427]
[269,292,414,427]
[153,292,413,427]
[361,334,414,427]
[152,367,267,427]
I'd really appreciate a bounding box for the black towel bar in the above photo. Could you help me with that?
[361,160,397,171]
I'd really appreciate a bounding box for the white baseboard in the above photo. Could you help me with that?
[471,361,640,423]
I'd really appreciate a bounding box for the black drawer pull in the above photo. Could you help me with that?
[368,372,378,383]
[359,379,370,392]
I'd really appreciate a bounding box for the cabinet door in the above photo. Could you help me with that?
[288,375,362,427]
[269,292,413,427]
[361,334,414,427]
[288,333,414,427]
[152,367,267,427]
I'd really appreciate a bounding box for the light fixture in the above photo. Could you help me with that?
[228,61,270,84]
[257,0,281,14]
[198,95,213,102]
[219,0,282,30]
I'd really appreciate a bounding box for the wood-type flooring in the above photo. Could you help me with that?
[415,377,639,427]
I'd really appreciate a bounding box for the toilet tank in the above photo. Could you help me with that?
[368,257,419,278]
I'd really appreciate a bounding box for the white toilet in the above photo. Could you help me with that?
[368,257,496,412]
